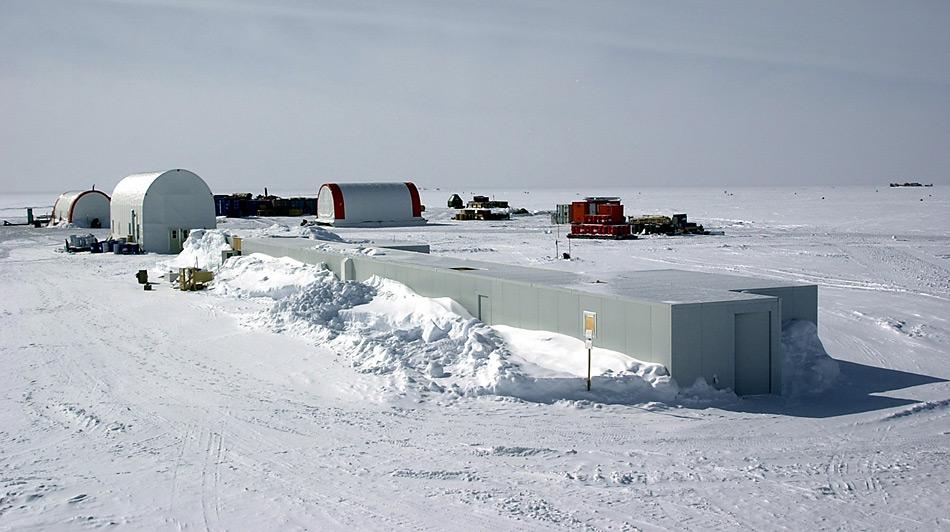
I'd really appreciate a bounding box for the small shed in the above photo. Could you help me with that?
[110,169,216,254]
[51,189,110,228]
[316,182,426,227]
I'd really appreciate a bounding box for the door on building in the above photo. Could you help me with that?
[170,228,192,254]
[734,311,771,395]
[170,229,182,253]
[477,295,491,324]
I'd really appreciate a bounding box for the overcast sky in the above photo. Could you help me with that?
[2,0,948,193]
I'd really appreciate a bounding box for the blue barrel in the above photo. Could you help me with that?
[114,243,124,254]
[128,243,140,254]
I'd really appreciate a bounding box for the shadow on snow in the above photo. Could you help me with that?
[720,360,947,418]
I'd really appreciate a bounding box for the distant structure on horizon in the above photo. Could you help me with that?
[889,182,933,187]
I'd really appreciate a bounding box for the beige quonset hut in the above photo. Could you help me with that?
[110,169,216,253]
[241,238,818,395]
[316,182,426,227]
[51,189,110,228]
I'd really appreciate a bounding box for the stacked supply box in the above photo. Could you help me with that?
[568,197,635,239]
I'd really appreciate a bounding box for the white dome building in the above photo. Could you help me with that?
[110,169,216,253]
[316,182,426,227]
[51,189,110,228]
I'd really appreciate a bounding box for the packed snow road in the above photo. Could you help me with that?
[1,186,949,530]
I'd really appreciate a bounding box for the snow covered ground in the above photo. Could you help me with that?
[1,186,949,530]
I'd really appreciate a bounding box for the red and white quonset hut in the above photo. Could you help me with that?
[316,182,426,227]
[51,189,111,228]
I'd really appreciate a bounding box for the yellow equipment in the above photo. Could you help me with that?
[178,267,214,291]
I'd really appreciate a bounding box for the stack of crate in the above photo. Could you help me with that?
[567,198,634,239]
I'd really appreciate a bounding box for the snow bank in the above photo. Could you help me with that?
[211,253,332,300]
[161,229,232,271]
[491,325,677,403]
[265,275,508,397]
[210,256,697,404]
[493,325,667,380]
[781,320,840,397]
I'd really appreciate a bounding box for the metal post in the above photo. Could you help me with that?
[582,310,596,391]
[587,347,592,391]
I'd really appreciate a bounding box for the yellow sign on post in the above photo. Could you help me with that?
[583,311,596,391]
[583,311,596,340]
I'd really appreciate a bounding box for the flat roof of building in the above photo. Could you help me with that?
[243,237,814,306]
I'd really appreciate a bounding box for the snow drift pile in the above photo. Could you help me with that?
[212,254,333,300]
[159,229,232,271]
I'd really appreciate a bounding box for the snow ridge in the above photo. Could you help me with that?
[885,398,950,420]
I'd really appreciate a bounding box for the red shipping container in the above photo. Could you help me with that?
[596,203,624,222]
[570,223,631,237]
[570,202,588,223]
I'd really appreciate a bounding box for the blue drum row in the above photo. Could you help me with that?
[94,240,141,254]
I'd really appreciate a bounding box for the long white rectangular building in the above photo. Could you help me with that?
[242,237,817,395]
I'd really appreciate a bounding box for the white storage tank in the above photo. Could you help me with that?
[110,169,216,253]
[316,182,426,227]
[51,189,111,228]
